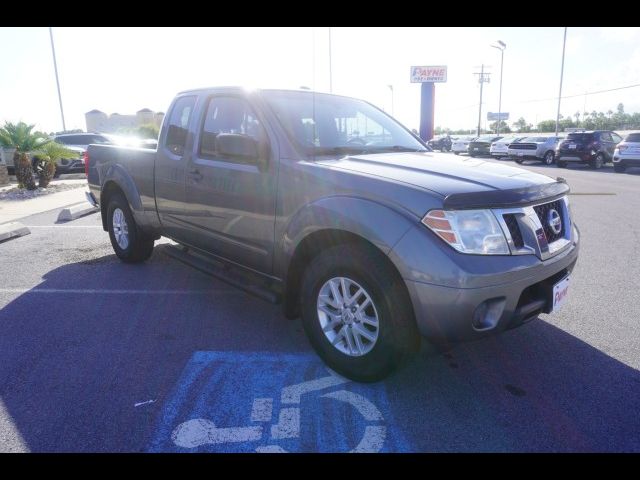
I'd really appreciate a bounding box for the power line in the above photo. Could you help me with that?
[515,82,640,105]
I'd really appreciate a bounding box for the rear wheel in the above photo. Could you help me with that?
[589,153,605,169]
[453,151,459,155]
[515,158,524,164]
[614,164,626,173]
[543,151,555,165]
[106,192,154,263]
[300,244,419,382]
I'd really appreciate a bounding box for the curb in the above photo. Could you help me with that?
[57,203,99,222]
[0,222,30,243]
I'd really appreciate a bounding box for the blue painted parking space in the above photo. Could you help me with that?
[147,351,411,452]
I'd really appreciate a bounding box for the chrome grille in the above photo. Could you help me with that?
[533,200,565,243]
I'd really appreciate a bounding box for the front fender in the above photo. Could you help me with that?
[276,195,418,278]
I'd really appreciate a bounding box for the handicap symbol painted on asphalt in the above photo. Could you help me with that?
[147,351,411,452]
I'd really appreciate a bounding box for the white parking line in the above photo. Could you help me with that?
[0,288,239,295]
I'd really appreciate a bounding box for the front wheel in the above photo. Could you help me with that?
[453,151,459,155]
[300,245,419,382]
[543,151,555,165]
[515,158,524,164]
[557,160,568,168]
[106,192,154,263]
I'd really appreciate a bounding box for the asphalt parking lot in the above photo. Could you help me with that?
[0,158,639,452]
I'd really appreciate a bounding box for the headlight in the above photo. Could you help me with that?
[422,209,509,255]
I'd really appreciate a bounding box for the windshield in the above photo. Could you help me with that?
[624,133,640,142]
[475,135,499,142]
[262,90,427,155]
[567,133,594,141]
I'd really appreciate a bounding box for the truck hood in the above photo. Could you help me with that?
[316,151,558,199]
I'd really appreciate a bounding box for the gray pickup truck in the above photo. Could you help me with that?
[87,87,580,382]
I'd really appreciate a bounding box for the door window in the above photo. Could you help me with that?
[199,96,264,163]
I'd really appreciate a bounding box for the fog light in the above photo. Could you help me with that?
[471,297,506,331]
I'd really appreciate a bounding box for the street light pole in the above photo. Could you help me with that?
[555,27,567,136]
[387,85,394,116]
[49,27,66,132]
[491,40,506,135]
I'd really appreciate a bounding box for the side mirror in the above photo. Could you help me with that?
[217,133,259,159]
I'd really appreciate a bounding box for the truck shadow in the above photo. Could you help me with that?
[0,245,638,451]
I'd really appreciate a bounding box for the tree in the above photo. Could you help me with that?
[32,141,78,188]
[489,120,511,134]
[0,122,50,190]
[513,117,530,133]
[537,120,556,132]
[136,123,159,139]
[574,111,581,126]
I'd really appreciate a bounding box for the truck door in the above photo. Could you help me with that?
[183,94,277,274]
[155,95,197,239]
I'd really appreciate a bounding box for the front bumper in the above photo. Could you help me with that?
[390,221,580,343]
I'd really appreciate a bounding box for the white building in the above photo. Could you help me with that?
[85,108,164,133]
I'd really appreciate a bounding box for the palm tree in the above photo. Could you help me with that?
[0,122,50,190]
[33,141,77,188]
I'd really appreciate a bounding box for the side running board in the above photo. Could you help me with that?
[163,245,282,304]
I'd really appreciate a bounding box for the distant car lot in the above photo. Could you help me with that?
[0,158,638,452]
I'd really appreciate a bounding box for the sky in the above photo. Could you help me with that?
[1,26,639,134]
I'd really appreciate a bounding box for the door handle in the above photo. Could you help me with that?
[188,169,203,181]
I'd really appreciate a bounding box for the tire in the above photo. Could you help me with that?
[515,158,524,164]
[589,153,604,169]
[454,152,459,155]
[106,191,154,263]
[470,154,477,158]
[542,151,555,165]
[557,160,568,168]
[300,244,419,382]
[614,164,626,173]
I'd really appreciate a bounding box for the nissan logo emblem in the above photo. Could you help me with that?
[547,209,562,235]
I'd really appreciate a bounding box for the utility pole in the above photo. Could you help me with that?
[473,65,491,137]
[49,27,66,132]
[555,27,567,136]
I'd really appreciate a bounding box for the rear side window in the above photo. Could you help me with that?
[600,132,612,142]
[165,96,196,156]
[567,133,594,142]
[624,133,640,142]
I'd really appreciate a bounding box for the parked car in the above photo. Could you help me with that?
[612,132,640,173]
[427,134,452,152]
[509,136,563,165]
[87,87,579,382]
[451,136,476,155]
[490,136,525,159]
[468,135,503,157]
[555,130,622,169]
[52,133,114,174]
